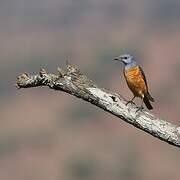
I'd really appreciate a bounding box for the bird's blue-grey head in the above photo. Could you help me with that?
[114,54,137,68]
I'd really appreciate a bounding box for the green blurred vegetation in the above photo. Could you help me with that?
[66,153,98,180]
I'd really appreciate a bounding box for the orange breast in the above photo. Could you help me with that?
[124,66,147,97]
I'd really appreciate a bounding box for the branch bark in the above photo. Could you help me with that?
[16,63,180,148]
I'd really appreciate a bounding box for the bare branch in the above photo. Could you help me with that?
[16,63,180,148]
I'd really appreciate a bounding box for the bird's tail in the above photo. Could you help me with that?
[147,92,154,102]
[143,93,154,110]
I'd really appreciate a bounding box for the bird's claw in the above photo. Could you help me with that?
[126,101,135,106]
[136,106,144,113]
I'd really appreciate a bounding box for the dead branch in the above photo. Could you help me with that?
[16,63,180,148]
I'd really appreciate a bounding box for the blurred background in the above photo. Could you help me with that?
[0,0,180,179]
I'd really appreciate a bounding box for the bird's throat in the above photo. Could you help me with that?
[124,61,137,70]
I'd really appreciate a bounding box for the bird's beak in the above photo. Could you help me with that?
[114,57,120,61]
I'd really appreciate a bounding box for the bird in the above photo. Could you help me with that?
[114,54,154,110]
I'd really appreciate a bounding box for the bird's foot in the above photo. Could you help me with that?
[126,100,135,106]
[136,106,144,113]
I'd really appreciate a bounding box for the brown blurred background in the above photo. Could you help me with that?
[0,0,180,179]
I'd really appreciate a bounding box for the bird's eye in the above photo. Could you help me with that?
[124,57,128,59]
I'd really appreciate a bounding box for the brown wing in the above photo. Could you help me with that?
[139,66,148,90]
[139,66,154,102]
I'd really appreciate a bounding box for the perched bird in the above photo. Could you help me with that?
[114,54,154,110]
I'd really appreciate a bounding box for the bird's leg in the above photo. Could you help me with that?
[126,96,136,105]
[136,97,144,112]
